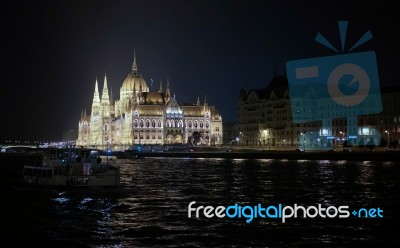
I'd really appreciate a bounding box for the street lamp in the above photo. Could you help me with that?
[340,131,345,151]
[261,129,271,151]
[385,130,390,148]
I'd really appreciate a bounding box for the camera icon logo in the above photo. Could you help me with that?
[287,51,382,123]
[286,21,383,150]
[327,62,370,107]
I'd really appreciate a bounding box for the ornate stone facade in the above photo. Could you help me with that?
[76,53,223,149]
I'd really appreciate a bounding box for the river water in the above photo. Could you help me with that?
[2,158,400,247]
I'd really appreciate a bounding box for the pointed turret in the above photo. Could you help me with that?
[203,95,209,113]
[165,78,171,101]
[94,78,100,98]
[101,73,110,104]
[101,73,111,117]
[91,78,101,115]
[196,96,200,106]
[159,80,163,93]
[132,49,138,72]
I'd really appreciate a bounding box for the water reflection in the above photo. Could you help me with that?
[5,158,400,247]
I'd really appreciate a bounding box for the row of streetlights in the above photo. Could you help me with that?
[237,129,393,150]
[2,140,51,144]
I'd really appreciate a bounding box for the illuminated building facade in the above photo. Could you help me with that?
[237,74,400,149]
[237,74,320,148]
[76,53,223,149]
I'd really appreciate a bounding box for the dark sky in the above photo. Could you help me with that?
[1,0,398,141]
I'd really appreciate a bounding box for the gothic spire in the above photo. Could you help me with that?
[95,77,99,94]
[165,78,171,101]
[132,49,138,72]
[91,78,101,115]
[103,73,108,90]
[159,80,163,92]
[203,94,209,113]
[101,73,110,104]
[101,74,111,117]
[93,78,100,104]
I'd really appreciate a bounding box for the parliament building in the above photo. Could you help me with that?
[76,53,223,149]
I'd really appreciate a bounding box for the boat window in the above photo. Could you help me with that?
[91,150,99,159]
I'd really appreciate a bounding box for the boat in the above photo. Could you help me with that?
[22,147,120,187]
[99,149,118,161]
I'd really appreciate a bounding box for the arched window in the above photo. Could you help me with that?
[140,120,144,128]
[158,120,162,127]
[146,120,150,128]
[205,121,209,129]
[194,121,198,128]
[152,120,156,128]
[134,120,138,128]
[200,121,203,128]
[188,121,192,128]
[179,120,183,128]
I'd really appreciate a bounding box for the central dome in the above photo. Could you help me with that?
[121,53,149,93]
[121,71,149,92]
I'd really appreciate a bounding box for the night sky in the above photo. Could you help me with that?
[1,0,398,141]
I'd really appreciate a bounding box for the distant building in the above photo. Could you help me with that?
[357,87,400,147]
[237,75,320,148]
[237,74,400,149]
[76,52,223,149]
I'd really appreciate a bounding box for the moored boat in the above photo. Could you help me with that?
[22,147,120,187]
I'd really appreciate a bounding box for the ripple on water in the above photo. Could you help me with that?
[4,158,400,247]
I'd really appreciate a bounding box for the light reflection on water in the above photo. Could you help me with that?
[3,158,400,247]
